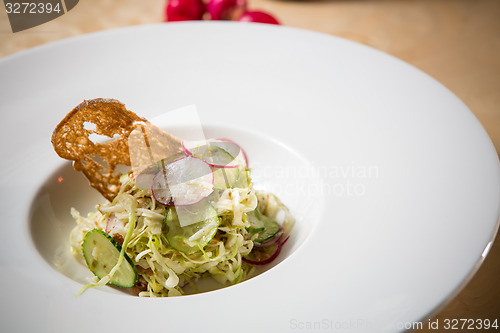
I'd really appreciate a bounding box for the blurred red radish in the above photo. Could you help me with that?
[238,10,280,24]
[165,0,206,21]
[207,0,247,20]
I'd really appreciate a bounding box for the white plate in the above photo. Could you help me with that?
[0,22,499,333]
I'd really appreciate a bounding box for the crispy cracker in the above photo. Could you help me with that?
[51,98,182,201]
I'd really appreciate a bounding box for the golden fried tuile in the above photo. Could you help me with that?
[51,98,182,201]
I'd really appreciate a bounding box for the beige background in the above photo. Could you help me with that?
[1,0,499,328]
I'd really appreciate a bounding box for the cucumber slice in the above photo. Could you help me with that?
[246,209,265,234]
[82,229,138,288]
[164,200,220,254]
[246,209,280,243]
[213,166,240,190]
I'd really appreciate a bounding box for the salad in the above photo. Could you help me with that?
[69,138,294,297]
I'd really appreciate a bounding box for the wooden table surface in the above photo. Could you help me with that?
[1,0,499,329]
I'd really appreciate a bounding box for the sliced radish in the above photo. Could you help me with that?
[243,235,289,265]
[105,213,119,234]
[182,139,242,168]
[218,138,248,166]
[152,156,214,206]
[105,213,127,240]
[134,154,185,189]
